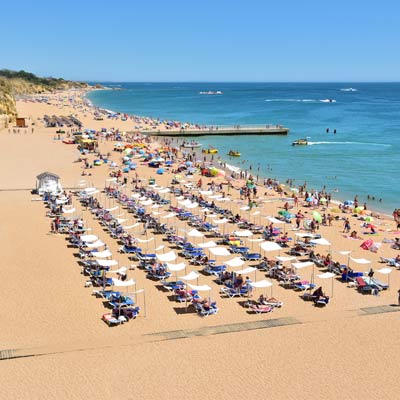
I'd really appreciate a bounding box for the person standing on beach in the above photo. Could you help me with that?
[343,218,351,233]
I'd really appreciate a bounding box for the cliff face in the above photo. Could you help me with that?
[0,78,17,122]
[0,70,89,125]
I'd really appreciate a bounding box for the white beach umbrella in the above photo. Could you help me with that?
[198,240,218,248]
[93,249,112,259]
[311,238,331,246]
[223,257,245,268]
[96,259,118,267]
[375,267,392,289]
[179,271,200,281]
[275,256,297,263]
[122,223,140,230]
[81,234,98,243]
[187,283,212,292]
[292,261,315,283]
[136,237,155,243]
[212,218,229,224]
[250,279,274,297]
[316,272,336,298]
[235,266,257,275]
[266,217,285,224]
[62,207,76,214]
[234,230,253,237]
[209,247,231,257]
[292,261,314,269]
[260,241,282,252]
[156,251,177,262]
[187,229,204,238]
[166,262,186,272]
[86,240,105,249]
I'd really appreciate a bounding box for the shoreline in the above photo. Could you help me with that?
[84,88,395,218]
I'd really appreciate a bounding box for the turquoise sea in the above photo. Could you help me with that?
[87,83,400,214]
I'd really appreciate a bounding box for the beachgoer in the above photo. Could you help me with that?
[368,268,374,278]
[343,218,351,233]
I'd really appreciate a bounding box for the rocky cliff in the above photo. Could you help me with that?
[0,70,89,126]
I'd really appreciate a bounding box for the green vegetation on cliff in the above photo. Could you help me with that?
[0,69,89,123]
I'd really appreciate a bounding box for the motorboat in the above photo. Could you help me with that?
[292,138,308,146]
[199,91,223,95]
[182,141,202,148]
[228,150,241,157]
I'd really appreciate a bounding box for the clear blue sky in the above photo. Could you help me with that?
[2,0,399,82]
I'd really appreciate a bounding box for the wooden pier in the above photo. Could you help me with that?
[139,124,289,137]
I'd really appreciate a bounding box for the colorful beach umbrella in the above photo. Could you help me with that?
[312,211,322,223]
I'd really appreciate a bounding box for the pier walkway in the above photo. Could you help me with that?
[138,124,289,137]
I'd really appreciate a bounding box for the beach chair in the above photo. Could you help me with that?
[161,280,185,291]
[314,296,330,307]
[109,295,135,308]
[203,264,226,276]
[93,290,121,299]
[195,302,218,317]
[229,246,249,254]
[243,253,262,261]
[120,306,140,320]
[146,270,171,280]
[120,245,142,254]
[220,286,249,298]
[355,277,373,294]
[102,313,125,326]
[249,304,274,314]
[294,281,316,291]
[262,298,284,308]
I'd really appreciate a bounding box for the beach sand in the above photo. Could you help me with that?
[0,90,399,399]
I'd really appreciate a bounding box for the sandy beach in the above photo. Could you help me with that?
[0,89,399,400]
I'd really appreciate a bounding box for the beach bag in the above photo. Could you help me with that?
[360,239,373,250]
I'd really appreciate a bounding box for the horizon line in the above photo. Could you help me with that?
[84,80,400,84]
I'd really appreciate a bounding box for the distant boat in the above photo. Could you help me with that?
[292,138,308,146]
[183,141,202,148]
[199,91,223,95]
[320,99,336,103]
[340,88,357,92]
[228,150,241,157]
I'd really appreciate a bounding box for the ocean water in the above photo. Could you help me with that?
[87,83,400,214]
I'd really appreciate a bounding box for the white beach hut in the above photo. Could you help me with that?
[36,171,62,195]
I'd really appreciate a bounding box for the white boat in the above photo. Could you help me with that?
[199,91,223,95]
[182,141,202,148]
[340,88,357,92]
[292,138,308,146]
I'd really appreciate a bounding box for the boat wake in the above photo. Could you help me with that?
[265,99,317,102]
[265,99,336,103]
[340,88,357,92]
[307,141,391,147]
